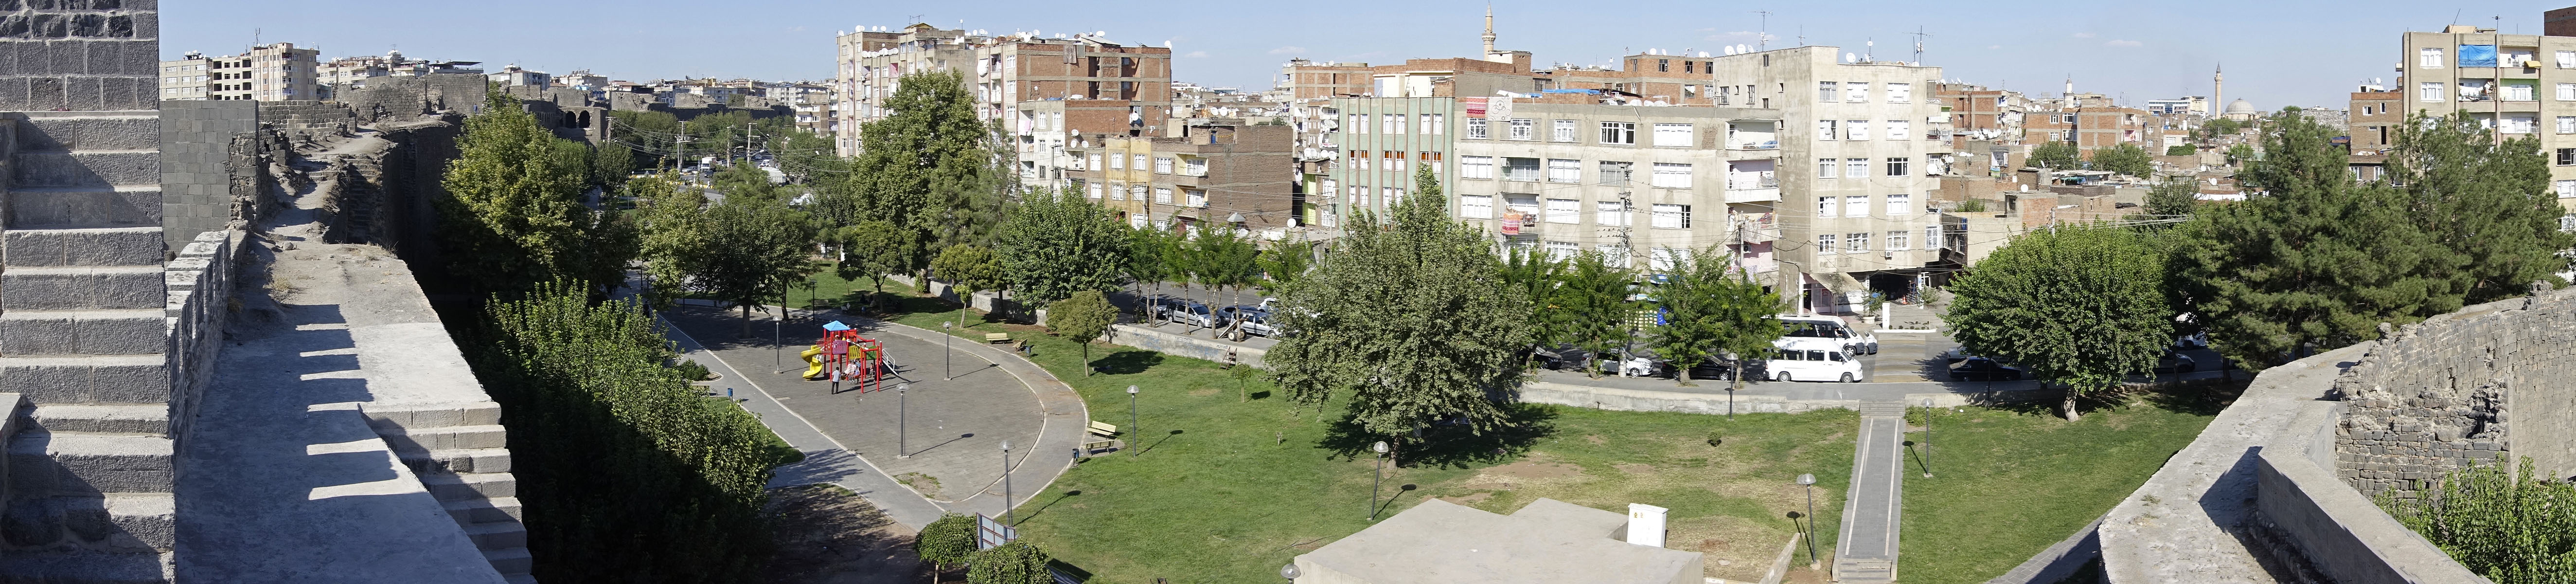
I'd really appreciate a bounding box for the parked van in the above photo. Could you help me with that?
[1765,337,1866,383]
[1778,314,1877,355]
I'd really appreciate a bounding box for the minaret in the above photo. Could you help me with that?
[2213,64,2223,116]
[1481,5,1497,56]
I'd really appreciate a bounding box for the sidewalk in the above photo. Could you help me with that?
[1832,401,1909,583]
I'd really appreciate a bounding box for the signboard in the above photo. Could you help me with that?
[1487,95,1515,121]
[1501,212,1525,235]
[976,513,1017,550]
[1460,97,1488,118]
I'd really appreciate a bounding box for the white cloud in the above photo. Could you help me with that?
[1987,44,2002,49]
[2105,39,2142,47]
[1184,51,1209,58]
[2071,32,2095,38]
[1268,46,1307,55]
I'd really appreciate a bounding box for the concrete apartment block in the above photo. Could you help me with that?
[2396,25,2576,212]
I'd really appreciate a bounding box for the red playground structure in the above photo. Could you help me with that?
[801,321,888,393]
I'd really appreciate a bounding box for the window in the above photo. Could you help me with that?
[2561,84,2576,101]
[1818,196,1839,217]
[1509,118,1535,140]
[1154,187,1173,204]
[2559,180,2576,199]
[1650,163,1693,188]
[1349,114,1368,134]
[1599,161,1634,185]
[1845,82,1868,102]
[1545,198,1579,223]
[1087,182,1104,199]
[1817,158,1839,179]
[1383,187,1404,205]
[1846,120,1869,141]
[1887,231,1911,251]
[1543,240,1579,262]
[1651,203,1691,229]
[2558,148,2575,165]
[1384,114,1407,134]
[1846,232,1869,252]
[1353,150,1370,170]
[2422,81,2446,102]
[1816,119,1837,141]
[1461,156,1496,179]
[1600,121,1636,144]
[1467,117,1489,139]
[1187,189,1208,208]
[2561,51,2576,69]
[1108,154,1124,169]
[1184,158,1207,176]
[1846,158,1869,178]
[1552,119,1577,142]
[1844,195,1868,217]
[1349,186,1367,205]
[1600,245,1631,267]
[1818,81,1838,102]
[2562,118,2576,134]
[1460,195,1495,219]
[1133,154,1148,170]
[1154,157,1173,174]
[2505,81,2538,101]
[1130,185,1146,201]
[2420,47,2444,68]
[1652,123,1695,146]
[1887,120,1912,140]
[2506,114,2538,134]
[1547,159,1581,183]
[1598,201,1630,226]
[1422,113,1444,134]
[1886,83,1912,103]
[1321,179,1338,198]
[1391,151,1412,172]
[1656,58,1670,72]
[1885,157,1911,176]
[1816,233,1837,254]
[1886,193,1912,215]
[1502,157,1542,181]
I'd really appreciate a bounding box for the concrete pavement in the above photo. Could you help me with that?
[1832,402,1907,583]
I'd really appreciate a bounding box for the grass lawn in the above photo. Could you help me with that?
[1895,389,2230,584]
[843,290,1857,584]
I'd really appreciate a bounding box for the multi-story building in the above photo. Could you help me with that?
[2348,88,2403,182]
[770,82,835,135]
[1710,46,1946,312]
[832,23,1173,156]
[157,51,213,100]
[2394,22,2576,210]
[1935,82,2028,153]
[1322,96,1460,230]
[1014,99,1153,192]
[1545,51,1722,106]
[1276,59,1374,100]
[164,42,318,101]
[2023,106,2154,158]
[1447,101,1784,276]
[488,65,550,87]
[2143,96,2210,116]
[1064,121,1296,234]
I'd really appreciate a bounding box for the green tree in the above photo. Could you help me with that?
[638,177,820,336]
[1654,248,1782,385]
[1255,235,1311,297]
[1269,167,1534,445]
[1948,225,2173,420]
[1550,251,1634,377]
[2200,118,2242,141]
[439,85,597,293]
[2166,145,2196,156]
[1499,247,1568,359]
[834,219,916,309]
[2380,457,2576,584]
[2090,142,2154,178]
[915,513,977,579]
[2027,141,2079,170]
[711,163,781,204]
[966,540,1053,584]
[2384,111,2575,306]
[829,69,1007,275]
[1124,225,1173,316]
[2144,176,2201,219]
[1706,269,1786,395]
[1191,220,1259,312]
[2175,113,2446,369]
[2225,143,2256,165]
[1046,291,1116,375]
[996,187,1129,306]
[930,244,1004,328]
[592,143,635,191]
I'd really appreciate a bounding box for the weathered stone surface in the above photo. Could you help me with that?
[2333,287,2576,496]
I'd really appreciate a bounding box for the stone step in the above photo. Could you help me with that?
[0,355,170,405]
[0,309,169,356]
[1,227,165,268]
[7,149,158,189]
[15,113,161,152]
[1,493,176,551]
[420,472,515,500]
[5,185,162,229]
[400,447,513,475]
[0,265,166,311]
[6,432,173,496]
[483,547,534,577]
[377,424,508,453]
[17,403,168,435]
[463,522,528,550]
[0,549,172,584]
[504,573,537,584]
[441,495,524,527]
[363,403,504,432]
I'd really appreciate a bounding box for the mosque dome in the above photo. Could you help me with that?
[2224,99,2256,115]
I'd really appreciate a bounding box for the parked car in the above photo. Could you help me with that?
[1689,357,1764,381]
[1939,346,1970,364]
[1160,299,1224,328]
[1533,345,1595,371]
[1780,314,1877,355]
[1220,306,1284,338]
[2155,351,2198,374]
[2172,331,2211,350]
[1948,357,2025,382]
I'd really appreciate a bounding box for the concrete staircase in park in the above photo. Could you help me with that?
[0,110,179,583]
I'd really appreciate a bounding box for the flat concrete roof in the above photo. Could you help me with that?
[1295,498,1702,584]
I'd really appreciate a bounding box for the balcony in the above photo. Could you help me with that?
[1725,172,1779,203]
[1728,138,1779,150]
[1725,187,1781,203]
[1729,213,1779,243]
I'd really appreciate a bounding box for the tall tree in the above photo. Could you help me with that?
[996,187,1130,306]
[2384,111,2575,306]
[2380,457,2576,584]
[833,219,915,308]
[1255,235,1312,298]
[1499,246,1567,359]
[915,514,976,582]
[1705,265,1786,394]
[831,69,1008,277]
[1124,225,1173,317]
[1046,291,1116,375]
[1191,220,1259,310]
[930,244,1004,328]
[591,143,635,191]
[440,85,596,293]
[2144,176,2201,219]
[1948,225,2173,420]
[1551,251,1635,377]
[2027,141,2079,170]
[1653,248,1779,385]
[965,540,1053,584]
[2175,113,2447,369]
[1268,167,1534,444]
[2090,142,2154,178]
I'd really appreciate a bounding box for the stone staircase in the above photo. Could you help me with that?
[0,111,178,583]
[369,404,534,583]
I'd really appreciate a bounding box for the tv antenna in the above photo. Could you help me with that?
[1909,26,1931,64]
[1754,11,1773,51]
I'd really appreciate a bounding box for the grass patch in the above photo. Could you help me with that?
[704,396,805,467]
[1895,389,2226,584]
[895,472,943,499]
[873,297,1857,583]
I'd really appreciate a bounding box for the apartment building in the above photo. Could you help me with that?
[770,82,834,135]
[1276,59,1374,100]
[488,65,550,87]
[1447,101,1784,276]
[1321,97,1460,230]
[2023,106,2154,157]
[1935,83,2029,153]
[833,23,1173,156]
[1544,51,1723,106]
[159,42,317,101]
[2348,89,2403,182]
[1014,99,1154,191]
[1064,121,1297,234]
[2394,23,2576,210]
[1709,46,1946,312]
[158,52,213,100]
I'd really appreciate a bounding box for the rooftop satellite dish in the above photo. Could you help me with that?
[1723,47,1737,55]
[1095,30,1105,37]
[1845,53,1858,63]
[1738,44,1749,54]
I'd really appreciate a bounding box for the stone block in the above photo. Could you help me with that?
[0,498,62,547]
[10,150,157,188]
[8,433,173,495]
[16,114,158,151]
[0,266,162,311]
[442,496,522,527]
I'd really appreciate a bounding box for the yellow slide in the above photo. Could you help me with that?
[800,345,828,380]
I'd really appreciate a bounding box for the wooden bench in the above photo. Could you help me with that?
[984,332,1011,344]
[1083,420,1121,453]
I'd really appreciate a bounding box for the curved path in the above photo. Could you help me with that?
[659,304,1087,530]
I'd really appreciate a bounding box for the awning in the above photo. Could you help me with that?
[1810,271,1866,296]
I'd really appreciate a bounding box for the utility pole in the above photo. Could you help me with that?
[1909,27,1932,65]
[1753,12,1773,51]
[675,120,689,175]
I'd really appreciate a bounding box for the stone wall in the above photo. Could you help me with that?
[158,100,258,245]
[362,117,462,287]
[2333,286,2576,495]
[0,0,156,111]
[334,73,489,125]
[162,229,242,447]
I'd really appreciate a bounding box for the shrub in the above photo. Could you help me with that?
[917,513,978,572]
[967,540,1054,584]
[2380,457,2576,584]
[2166,145,2196,156]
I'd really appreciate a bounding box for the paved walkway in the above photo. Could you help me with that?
[660,304,1086,530]
[1832,401,1908,583]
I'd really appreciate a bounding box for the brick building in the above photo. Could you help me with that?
[160,42,318,101]
[1065,121,1297,234]
[832,23,1172,156]
[2348,89,2402,182]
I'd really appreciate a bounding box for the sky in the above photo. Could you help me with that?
[165,0,2576,111]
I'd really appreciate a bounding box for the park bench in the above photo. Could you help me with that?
[1083,420,1121,453]
[984,332,1011,344]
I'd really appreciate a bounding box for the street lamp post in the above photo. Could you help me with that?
[1921,398,1935,478]
[1279,564,1301,582]
[1126,385,1140,457]
[1000,440,1015,524]
[896,383,910,459]
[942,321,954,381]
[1797,473,1819,569]
[1369,441,1390,520]
[773,304,783,373]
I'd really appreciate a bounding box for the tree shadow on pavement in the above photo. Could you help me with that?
[1316,402,1559,470]
[763,484,926,584]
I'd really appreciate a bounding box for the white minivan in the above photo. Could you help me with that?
[1766,337,1866,383]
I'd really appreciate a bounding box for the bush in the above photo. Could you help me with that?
[672,359,713,381]
[967,540,1054,584]
[2166,145,2196,156]
[917,513,977,570]
[2380,457,2576,584]
[1956,199,1990,213]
